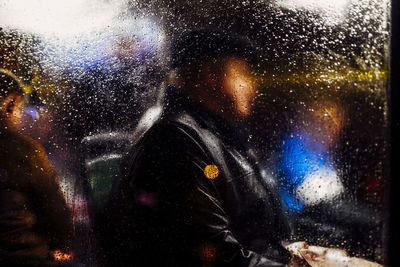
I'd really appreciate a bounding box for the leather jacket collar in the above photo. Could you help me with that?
[164,86,253,151]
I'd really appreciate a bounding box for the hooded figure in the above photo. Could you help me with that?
[0,69,73,266]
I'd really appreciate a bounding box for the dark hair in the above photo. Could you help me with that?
[170,29,258,69]
[0,69,24,99]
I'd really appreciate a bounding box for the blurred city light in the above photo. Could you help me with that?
[277,0,350,24]
[0,0,165,76]
[0,0,124,37]
[277,0,349,13]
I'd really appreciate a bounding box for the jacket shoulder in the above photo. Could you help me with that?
[141,114,211,158]
[1,132,51,171]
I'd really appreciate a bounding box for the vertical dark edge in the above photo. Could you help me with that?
[389,0,399,265]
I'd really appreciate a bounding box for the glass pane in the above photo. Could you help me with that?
[0,0,390,266]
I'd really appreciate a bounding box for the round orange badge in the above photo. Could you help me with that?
[204,164,220,179]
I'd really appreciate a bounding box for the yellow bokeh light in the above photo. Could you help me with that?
[204,165,220,179]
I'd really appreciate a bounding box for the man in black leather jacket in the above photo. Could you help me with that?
[102,29,292,266]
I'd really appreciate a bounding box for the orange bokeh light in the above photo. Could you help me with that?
[204,164,220,179]
[53,250,73,262]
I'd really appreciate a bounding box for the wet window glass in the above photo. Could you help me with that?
[0,0,390,266]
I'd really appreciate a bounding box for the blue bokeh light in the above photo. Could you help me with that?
[277,131,332,212]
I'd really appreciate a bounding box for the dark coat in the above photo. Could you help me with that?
[0,128,73,266]
[102,90,291,266]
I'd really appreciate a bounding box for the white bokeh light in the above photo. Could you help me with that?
[296,167,344,206]
[0,0,125,37]
[277,0,349,12]
[277,0,350,24]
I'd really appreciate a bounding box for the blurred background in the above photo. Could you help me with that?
[0,0,390,265]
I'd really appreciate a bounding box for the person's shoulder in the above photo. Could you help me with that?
[16,133,47,157]
[140,114,209,157]
[0,131,54,182]
[15,133,53,173]
[1,130,38,154]
[143,119,193,146]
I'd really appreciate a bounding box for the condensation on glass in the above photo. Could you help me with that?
[0,0,390,265]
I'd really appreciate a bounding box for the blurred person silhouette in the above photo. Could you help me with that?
[273,93,383,263]
[0,69,73,266]
[276,97,345,213]
[100,29,293,266]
